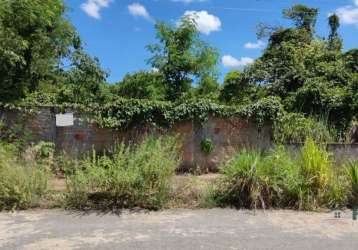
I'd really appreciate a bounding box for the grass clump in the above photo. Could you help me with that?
[210,147,299,209]
[345,161,358,206]
[210,138,349,210]
[65,136,180,210]
[0,143,48,211]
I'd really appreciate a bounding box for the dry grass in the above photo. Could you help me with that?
[166,174,220,208]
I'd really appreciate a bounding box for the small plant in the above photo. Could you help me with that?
[200,138,214,155]
[35,142,55,159]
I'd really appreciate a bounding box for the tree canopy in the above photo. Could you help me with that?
[147,17,219,101]
[0,2,357,139]
[0,0,79,102]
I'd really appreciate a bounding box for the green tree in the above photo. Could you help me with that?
[147,17,219,101]
[114,71,166,100]
[56,50,109,104]
[0,0,79,102]
[283,4,318,36]
[344,49,358,73]
[195,75,220,99]
[247,4,356,130]
[327,14,342,51]
[220,70,261,104]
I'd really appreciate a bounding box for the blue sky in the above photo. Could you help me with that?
[65,0,358,83]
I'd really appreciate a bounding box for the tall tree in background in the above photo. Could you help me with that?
[0,0,79,102]
[327,14,342,51]
[147,17,219,101]
[283,4,318,36]
[56,50,109,105]
[246,4,355,129]
[114,71,166,100]
[220,71,258,104]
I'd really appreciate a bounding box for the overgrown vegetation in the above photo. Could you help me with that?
[0,143,49,211]
[208,138,355,210]
[65,136,180,210]
[0,1,357,212]
[1,1,357,137]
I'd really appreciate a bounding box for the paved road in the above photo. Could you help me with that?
[1,209,357,250]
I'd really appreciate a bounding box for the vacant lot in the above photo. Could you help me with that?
[1,209,357,250]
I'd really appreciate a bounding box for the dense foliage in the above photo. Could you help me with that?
[147,18,219,101]
[0,1,357,140]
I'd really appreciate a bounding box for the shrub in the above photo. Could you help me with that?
[66,136,180,210]
[0,143,48,210]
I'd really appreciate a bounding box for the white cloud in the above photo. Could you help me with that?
[335,0,358,26]
[128,3,152,21]
[182,10,221,35]
[244,40,265,49]
[80,0,112,19]
[172,0,208,3]
[222,55,254,68]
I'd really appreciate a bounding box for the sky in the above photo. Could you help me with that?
[65,0,358,83]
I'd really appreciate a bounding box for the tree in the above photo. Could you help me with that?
[147,17,219,101]
[246,4,356,130]
[283,4,318,36]
[195,75,220,99]
[220,70,260,104]
[0,0,79,102]
[344,49,358,73]
[114,71,166,100]
[56,50,109,104]
[327,14,342,51]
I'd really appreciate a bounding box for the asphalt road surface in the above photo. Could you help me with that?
[1,209,357,250]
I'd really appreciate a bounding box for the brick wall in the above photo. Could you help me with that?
[2,107,358,171]
[0,107,273,172]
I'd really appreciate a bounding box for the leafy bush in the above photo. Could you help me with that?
[0,143,48,210]
[66,136,180,210]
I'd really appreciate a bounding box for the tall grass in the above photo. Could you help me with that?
[298,138,332,209]
[66,136,180,210]
[212,138,350,210]
[345,161,358,206]
[0,143,48,210]
[213,147,300,209]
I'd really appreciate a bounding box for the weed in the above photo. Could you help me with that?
[65,136,180,210]
[0,142,48,210]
